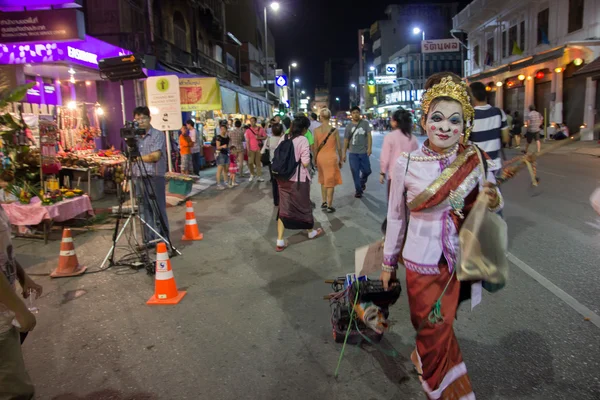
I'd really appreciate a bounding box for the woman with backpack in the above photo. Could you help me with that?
[262,122,284,206]
[313,108,342,213]
[273,116,324,252]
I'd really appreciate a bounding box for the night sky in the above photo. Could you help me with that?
[270,0,469,98]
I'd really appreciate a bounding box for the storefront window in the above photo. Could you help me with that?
[568,0,584,33]
[173,11,188,51]
[486,37,494,64]
[509,25,517,55]
[473,45,480,67]
[537,8,550,45]
[502,30,508,58]
[519,21,525,52]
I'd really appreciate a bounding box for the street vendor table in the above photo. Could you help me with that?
[1,195,94,243]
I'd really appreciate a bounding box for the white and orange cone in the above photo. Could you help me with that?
[50,228,87,278]
[182,201,203,241]
[147,242,187,305]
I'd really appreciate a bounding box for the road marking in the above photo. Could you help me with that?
[537,169,566,178]
[507,252,600,329]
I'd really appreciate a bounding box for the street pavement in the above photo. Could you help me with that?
[16,130,600,399]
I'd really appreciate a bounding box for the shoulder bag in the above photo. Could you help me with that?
[457,148,509,291]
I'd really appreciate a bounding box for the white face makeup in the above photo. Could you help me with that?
[425,100,463,150]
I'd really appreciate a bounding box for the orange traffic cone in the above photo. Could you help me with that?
[182,201,203,241]
[146,242,187,305]
[50,228,87,278]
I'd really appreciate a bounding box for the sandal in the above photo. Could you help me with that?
[326,207,336,213]
[320,202,328,209]
[309,227,325,239]
[276,242,288,252]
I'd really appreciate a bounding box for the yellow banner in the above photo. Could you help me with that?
[179,77,222,111]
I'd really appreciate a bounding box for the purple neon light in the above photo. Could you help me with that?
[0,35,131,69]
[0,0,81,12]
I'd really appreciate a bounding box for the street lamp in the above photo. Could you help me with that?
[335,97,340,101]
[288,61,298,111]
[301,90,306,95]
[293,78,300,113]
[369,66,375,71]
[350,83,358,107]
[412,26,425,89]
[263,2,280,96]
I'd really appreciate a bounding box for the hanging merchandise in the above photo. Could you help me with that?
[40,120,61,175]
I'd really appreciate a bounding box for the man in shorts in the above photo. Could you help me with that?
[525,105,543,154]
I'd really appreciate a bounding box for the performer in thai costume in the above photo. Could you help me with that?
[380,74,503,399]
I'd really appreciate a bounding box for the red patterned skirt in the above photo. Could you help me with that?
[406,260,475,399]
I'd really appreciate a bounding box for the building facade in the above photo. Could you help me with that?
[454,0,598,136]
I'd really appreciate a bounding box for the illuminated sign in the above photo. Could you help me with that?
[421,39,460,54]
[67,46,98,65]
[385,64,397,75]
[375,75,397,84]
[275,75,288,87]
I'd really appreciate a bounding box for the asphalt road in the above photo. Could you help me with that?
[17,130,600,399]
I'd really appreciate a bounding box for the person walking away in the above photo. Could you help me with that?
[215,121,230,190]
[186,119,202,175]
[342,106,372,198]
[511,111,524,149]
[525,105,543,153]
[0,205,42,400]
[469,82,507,179]
[504,109,513,147]
[262,123,283,206]
[245,117,266,182]
[274,116,324,251]
[309,112,321,134]
[228,146,239,187]
[380,109,419,198]
[229,119,245,177]
[179,125,193,175]
[314,108,342,213]
[132,106,170,245]
[381,74,503,399]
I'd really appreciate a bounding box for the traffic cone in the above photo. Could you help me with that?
[50,228,87,278]
[146,242,187,305]
[182,201,203,241]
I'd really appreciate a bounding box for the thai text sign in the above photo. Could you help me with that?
[146,75,182,131]
[421,39,460,54]
[0,9,85,43]
[179,77,222,112]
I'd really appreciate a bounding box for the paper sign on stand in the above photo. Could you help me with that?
[146,75,182,172]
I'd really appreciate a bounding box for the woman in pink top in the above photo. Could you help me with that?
[275,116,324,252]
[379,109,419,198]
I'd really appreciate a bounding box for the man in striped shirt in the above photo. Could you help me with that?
[468,82,508,176]
[526,105,543,154]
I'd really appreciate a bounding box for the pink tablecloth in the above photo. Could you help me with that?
[1,195,94,226]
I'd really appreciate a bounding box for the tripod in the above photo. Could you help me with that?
[100,145,181,273]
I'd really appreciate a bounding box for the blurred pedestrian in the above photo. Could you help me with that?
[380,109,419,198]
[178,125,193,175]
[0,204,42,400]
[215,121,230,190]
[309,112,321,133]
[228,146,239,187]
[511,111,524,149]
[245,117,267,182]
[262,123,283,206]
[525,105,543,153]
[229,119,245,177]
[342,106,372,198]
[186,119,202,175]
[314,108,342,212]
[275,117,324,251]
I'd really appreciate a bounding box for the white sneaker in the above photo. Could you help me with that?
[249,176,254,182]
[217,185,226,190]
[257,177,265,182]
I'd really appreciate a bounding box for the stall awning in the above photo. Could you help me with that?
[574,57,600,77]
[220,87,237,114]
[238,93,251,115]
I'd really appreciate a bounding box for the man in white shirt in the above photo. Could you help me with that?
[526,105,543,154]
[309,112,321,133]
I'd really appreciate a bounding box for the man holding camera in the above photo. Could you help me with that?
[132,106,170,246]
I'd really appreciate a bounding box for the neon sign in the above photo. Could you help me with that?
[67,46,97,65]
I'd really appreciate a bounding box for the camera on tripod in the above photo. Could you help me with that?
[120,121,146,157]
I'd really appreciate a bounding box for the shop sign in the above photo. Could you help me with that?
[0,35,131,68]
[0,9,85,43]
[421,39,460,54]
[179,77,222,112]
[146,75,182,131]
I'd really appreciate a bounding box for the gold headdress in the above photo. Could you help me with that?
[421,76,475,141]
